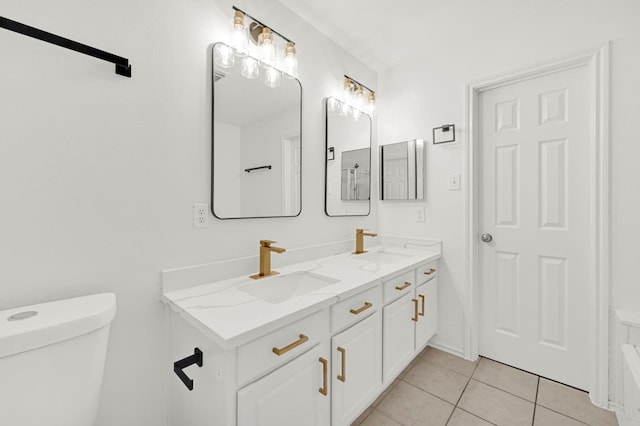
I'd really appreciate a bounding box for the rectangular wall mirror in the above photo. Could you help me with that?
[325,97,372,216]
[379,139,425,200]
[211,42,302,219]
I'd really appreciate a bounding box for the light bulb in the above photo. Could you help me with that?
[343,78,354,104]
[214,43,235,68]
[258,28,275,68]
[355,85,365,110]
[241,56,259,79]
[264,66,281,88]
[230,11,248,57]
[282,42,298,79]
[366,92,376,116]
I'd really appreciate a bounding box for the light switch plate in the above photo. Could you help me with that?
[416,206,425,222]
[448,174,461,191]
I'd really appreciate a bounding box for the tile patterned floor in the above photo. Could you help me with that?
[352,347,618,426]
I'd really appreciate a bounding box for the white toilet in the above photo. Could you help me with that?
[0,293,116,426]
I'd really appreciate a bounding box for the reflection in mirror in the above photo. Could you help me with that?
[379,139,425,200]
[212,42,302,219]
[325,97,372,216]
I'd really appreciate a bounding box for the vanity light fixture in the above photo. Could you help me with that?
[218,6,299,84]
[329,76,377,119]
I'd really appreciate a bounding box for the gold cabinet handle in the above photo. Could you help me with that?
[337,347,346,382]
[423,268,436,275]
[395,281,412,291]
[350,301,373,315]
[272,334,308,356]
[419,294,425,316]
[319,357,328,396]
[412,298,419,322]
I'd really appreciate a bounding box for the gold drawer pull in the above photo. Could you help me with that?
[412,298,419,322]
[272,334,308,356]
[419,294,425,316]
[350,301,373,315]
[423,268,436,275]
[319,357,328,396]
[337,347,346,382]
[395,281,412,291]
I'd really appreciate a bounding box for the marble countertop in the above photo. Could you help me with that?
[162,244,440,350]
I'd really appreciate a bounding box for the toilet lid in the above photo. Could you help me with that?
[0,293,116,358]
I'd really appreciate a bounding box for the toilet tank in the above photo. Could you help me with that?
[0,293,116,426]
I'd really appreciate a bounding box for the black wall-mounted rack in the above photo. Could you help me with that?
[0,16,132,77]
[244,165,272,173]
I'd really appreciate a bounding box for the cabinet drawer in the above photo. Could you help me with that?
[383,270,414,304]
[237,309,330,386]
[331,285,382,333]
[416,262,437,286]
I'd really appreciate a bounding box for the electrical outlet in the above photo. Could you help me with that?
[416,206,425,222]
[448,174,461,191]
[193,203,209,228]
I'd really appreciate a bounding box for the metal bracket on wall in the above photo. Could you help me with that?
[173,348,203,391]
[0,16,132,77]
[432,124,456,144]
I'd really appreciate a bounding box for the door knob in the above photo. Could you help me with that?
[481,233,493,243]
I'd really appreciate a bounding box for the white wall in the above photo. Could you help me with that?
[377,0,640,400]
[0,0,377,424]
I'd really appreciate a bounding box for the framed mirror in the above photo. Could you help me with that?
[379,139,425,200]
[211,42,302,219]
[324,97,372,216]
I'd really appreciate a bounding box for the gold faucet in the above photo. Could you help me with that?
[353,228,377,254]
[250,240,286,280]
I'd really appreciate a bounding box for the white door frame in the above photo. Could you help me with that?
[464,44,610,406]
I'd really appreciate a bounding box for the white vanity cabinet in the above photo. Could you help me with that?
[331,285,382,426]
[237,342,331,426]
[382,263,438,383]
[163,243,441,426]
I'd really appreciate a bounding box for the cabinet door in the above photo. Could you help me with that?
[332,312,382,426]
[237,343,330,426]
[382,292,416,384]
[415,277,438,351]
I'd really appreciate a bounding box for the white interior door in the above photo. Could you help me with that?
[383,158,407,200]
[479,64,591,390]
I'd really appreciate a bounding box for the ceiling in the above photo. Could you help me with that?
[277,0,561,72]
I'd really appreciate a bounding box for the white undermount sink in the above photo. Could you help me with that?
[237,271,339,304]
[354,250,412,265]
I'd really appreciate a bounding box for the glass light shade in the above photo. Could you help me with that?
[264,66,281,88]
[230,11,248,56]
[241,56,259,79]
[214,43,235,68]
[342,79,354,104]
[367,92,376,116]
[282,42,298,79]
[355,86,366,110]
[258,28,276,68]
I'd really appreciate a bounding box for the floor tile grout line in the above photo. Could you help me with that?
[469,376,538,404]
[445,354,482,425]
[455,407,499,426]
[535,404,599,426]
[531,376,540,425]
